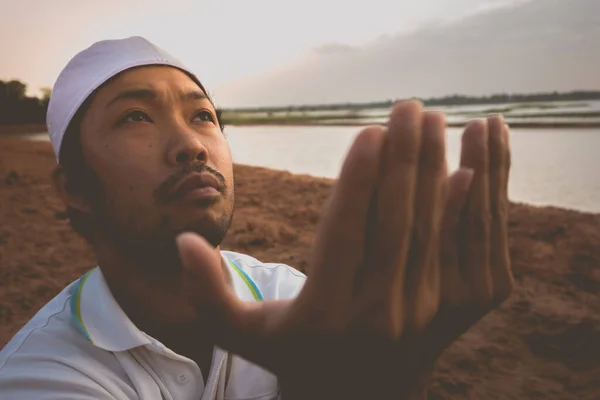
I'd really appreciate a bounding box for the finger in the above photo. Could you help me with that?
[405,111,447,331]
[303,125,386,325]
[177,232,293,372]
[177,232,239,310]
[488,120,514,303]
[504,124,511,194]
[442,168,475,236]
[353,100,423,337]
[439,167,474,305]
[459,119,493,302]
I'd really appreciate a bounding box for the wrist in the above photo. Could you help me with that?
[404,369,431,400]
[279,371,432,400]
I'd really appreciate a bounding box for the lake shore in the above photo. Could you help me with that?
[0,124,48,135]
[230,120,600,129]
[1,137,599,399]
[2,117,600,136]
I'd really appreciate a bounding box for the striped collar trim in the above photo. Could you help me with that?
[70,256,264,348]
[227,259,264,301]
[69,267,150,351]
[69,269,94,343]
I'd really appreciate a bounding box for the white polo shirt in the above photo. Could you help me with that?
[0,251,306,400]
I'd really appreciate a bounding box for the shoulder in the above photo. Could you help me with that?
[0,284,134,399]
[221,251,307,300]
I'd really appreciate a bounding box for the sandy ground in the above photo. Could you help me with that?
[1,137,599,399]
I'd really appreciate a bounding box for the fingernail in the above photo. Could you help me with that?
[412,97,424,107]
[465,119,488,146]
[393,98,423,108]
[423,111,446,130]
[468,118,487,127]
[488,113,505,122]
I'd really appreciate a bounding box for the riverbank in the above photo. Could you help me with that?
[0,124,47,135]
[2,117,600,136]
[1,137,599,399]
[228,120,600,129]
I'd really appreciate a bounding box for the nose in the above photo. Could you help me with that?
[167,130,209,166]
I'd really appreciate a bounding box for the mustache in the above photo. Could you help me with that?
[155,163,227,204]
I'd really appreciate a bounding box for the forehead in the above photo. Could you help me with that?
[94,65,206,102]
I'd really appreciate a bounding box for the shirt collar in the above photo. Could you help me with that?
[70,254,263,352]
[70,267,150,352]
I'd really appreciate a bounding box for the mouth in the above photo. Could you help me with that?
[171,172,223,202]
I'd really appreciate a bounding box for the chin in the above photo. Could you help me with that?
[183,221,230,248]
[169,207,232,247]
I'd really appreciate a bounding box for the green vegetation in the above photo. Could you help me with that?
[444,102,588,116]
[226,93,600,114]
[444,102,583,115]
[221,112,376,125]
[0,80,50,125]
[497,111,600,119]
[2,77,600,127]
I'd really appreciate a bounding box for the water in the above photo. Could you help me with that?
[21,125,600,214]
[224,125,600,213]
[339,100,600,125]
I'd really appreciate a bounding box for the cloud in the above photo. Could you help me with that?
[214,0,600,107]
[312,43,358,56]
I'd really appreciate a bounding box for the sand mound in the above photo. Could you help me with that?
[1,137,599,399]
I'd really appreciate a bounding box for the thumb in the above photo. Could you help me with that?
[176,232,287,368]
[176,232,235,307]
[176,232,259,343]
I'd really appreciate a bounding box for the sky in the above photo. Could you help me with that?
[1,0,598,107]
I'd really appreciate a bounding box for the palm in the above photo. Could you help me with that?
[174,103,515,400]
[413,116,514,368]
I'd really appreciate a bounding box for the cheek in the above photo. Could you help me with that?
[91,140,164,203]
[99,168,154,208]
[211,142,234,183]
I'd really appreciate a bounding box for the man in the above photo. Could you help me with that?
[0,36,513,399]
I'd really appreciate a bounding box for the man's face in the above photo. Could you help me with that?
[78,66,234,262]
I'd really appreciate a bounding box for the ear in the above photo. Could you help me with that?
[50,164,93,213]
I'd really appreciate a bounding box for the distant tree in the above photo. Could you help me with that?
[40,87,52,108]
[0,79,48,125]
[3,78,600,125]
[5,80,27,100]
[40,87,52,101]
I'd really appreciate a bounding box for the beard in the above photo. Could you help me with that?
[98,205,233,267]
[89,164,234,276]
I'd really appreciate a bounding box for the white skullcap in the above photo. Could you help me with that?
[46,36,205,162]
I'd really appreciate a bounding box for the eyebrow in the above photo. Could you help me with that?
[106,88,210,109]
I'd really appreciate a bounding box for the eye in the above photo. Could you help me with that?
[192,110,215,123]
[121,110,153,124]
